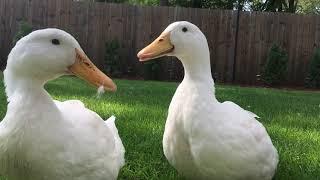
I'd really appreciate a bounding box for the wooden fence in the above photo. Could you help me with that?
[1,0,319,85]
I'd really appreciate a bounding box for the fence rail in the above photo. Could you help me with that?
[0,0,319,85]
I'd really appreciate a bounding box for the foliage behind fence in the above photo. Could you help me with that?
[0,0,319,85]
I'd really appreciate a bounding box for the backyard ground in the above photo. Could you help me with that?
[0,75,319,180]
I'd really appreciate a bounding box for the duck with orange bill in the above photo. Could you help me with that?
[138,21,278,180]
[0,29,124,180]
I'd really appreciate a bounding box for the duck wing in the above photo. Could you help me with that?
[105,116,125,168]
[54,100,125,179]
[188,101,278,179]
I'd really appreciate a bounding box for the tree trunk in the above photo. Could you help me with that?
[192,0,202,8]
[238,0,245,11]
[288,0,297,13]
[159,0,169,6]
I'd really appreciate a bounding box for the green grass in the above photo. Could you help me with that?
[0,76,320,180]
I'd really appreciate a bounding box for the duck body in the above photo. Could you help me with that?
[0,29,124,180]
[163,78,278,180]
[138,21,278,180]
[0,91,123,180]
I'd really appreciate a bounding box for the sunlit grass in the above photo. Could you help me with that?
[0,75,319,179]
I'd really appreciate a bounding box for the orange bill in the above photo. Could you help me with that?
[137,32,174,61]
[68,48,117,92]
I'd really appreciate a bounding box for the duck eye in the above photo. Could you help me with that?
[182,27,188,32]
[51,39,60,45]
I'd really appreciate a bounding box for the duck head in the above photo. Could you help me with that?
[5,28,116,92]
[137,21,212,81]
[137,21,209,64]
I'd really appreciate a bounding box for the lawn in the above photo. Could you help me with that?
[0,75,320,180]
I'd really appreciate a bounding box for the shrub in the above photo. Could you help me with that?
[143,61,162,80]
[305,48,320,88]
[104,39,122,77]
[13,21,32,45]
[261,44,288,86]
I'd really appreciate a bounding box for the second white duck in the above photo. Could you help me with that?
[138,21,278,180]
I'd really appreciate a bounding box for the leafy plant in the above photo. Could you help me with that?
[305,48,320,88]
[143,61,162,80]
[261,44,288,86]
[104,39,123,77]
[13,21,32,45]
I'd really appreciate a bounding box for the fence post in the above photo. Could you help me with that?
[232,1,243,82]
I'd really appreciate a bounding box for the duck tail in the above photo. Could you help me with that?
[246,110,260,119]
[105,115,116,126]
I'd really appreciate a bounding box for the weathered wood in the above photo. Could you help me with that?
[0,0,319,86]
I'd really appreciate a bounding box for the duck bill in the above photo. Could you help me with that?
[137,32,174,62]
[68,48,117,92]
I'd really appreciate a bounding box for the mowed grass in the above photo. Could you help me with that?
[0,74,320,180]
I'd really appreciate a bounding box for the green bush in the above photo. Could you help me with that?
[13,21,32,45]
[104,39,123,77]
[305,48,320,88]
[143,61,162,80]
[261,44,288,86]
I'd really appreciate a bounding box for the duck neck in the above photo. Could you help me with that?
[4,69,54,107]
[179,49,214,86]
[178,47,218,103]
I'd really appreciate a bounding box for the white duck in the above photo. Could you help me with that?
[138,21,278,180]
[0,29,125,180]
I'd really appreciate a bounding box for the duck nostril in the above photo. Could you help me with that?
[158,38,164,42]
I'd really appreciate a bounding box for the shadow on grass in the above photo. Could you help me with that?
[270,124,320,180]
